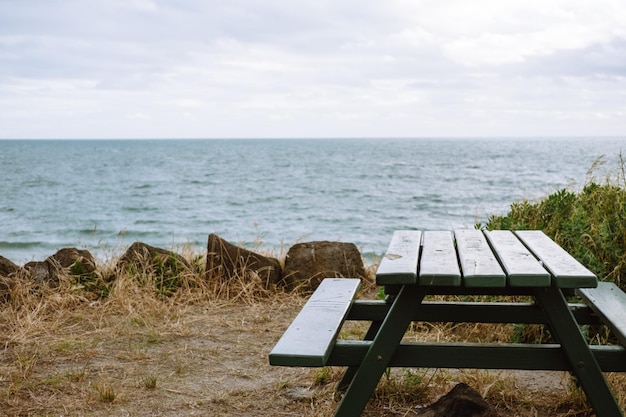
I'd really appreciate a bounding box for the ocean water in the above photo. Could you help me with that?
[1,138,624,264]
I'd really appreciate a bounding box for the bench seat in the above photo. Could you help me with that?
[269,278,361,367]
[578,282,626,347]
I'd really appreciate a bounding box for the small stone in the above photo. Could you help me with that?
[282,386,315,401]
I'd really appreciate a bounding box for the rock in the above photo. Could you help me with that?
[0,256,19,277]
[48,248,96,274]
[282,386,316,401]
[281,241,366,291]
[206,234,281,289]
[119,242,189,271]
[418,383,500,417]
[23,248,97,286]
[23,260,52,284]
[118,242,190,295]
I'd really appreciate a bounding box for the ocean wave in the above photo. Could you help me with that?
[121,206,160,212]
[0,240,44,249]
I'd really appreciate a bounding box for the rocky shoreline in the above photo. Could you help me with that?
[1,233,369,301]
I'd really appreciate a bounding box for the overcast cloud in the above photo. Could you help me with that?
[1,0,625,138]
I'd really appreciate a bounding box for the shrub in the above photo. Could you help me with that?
[484,155,626,291]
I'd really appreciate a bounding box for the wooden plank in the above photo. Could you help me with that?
[515,230,597,288]
[376,230,421,285]
[328,341,626,372]
[419,231,461,286]
[269,278,361,367]
[454,229,505,287]
[348,299,597,324]
[485,230,551,287]
[578,282,626,348]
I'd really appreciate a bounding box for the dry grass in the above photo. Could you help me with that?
[0,249,624,416]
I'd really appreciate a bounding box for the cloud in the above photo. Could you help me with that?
[443,21,622,67]
[0,0,625,138]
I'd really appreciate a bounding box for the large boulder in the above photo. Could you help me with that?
[49,248,96,272]
[0,256,19,278]
[23,260,51,283]
[281,241,366,292]
[418,383,500,417]
[24,248,96,286]
[118,242,190,295]
[119,242,189,271]
[206,234,281,289]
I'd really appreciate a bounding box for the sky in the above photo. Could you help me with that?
[1,0,625,139]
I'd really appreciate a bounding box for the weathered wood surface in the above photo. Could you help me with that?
[376,230,421,285]
[269,278,361,366]
[578,282,626,348]
[419,231,461,286]
[515,230,597,288]
[455,229,506,287]
[485,230,551,287]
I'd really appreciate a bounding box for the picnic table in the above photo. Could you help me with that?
[269,230,626,417]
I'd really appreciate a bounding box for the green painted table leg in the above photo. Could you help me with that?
[336,292,396,393]
[336,320,382,394]
[534,287,624,417]
[333,285,426,417]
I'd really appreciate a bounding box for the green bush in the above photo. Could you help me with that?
[484,156,626,291]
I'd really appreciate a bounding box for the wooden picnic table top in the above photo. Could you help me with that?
[376,229,598,289]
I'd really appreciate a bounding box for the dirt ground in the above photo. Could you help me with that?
[4,288,617,417]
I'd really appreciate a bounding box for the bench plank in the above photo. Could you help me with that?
[578,282,626,348]
[485,230,551,287]
[376,230,421,285]
[419,231,461,286]
[455,229,506,287]
[269,278,361,367]
[515,230,597,288]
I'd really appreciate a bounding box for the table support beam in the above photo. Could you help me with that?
[328,342,626,371]
[333,285,426,417]
[335,319,382,394]
[534,287,623,417]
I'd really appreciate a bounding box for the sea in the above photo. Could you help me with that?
[1,138,625,265]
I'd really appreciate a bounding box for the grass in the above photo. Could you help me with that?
[142,375,158,389]
[94,382,116,403]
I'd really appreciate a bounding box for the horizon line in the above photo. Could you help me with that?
[1,135,625,141]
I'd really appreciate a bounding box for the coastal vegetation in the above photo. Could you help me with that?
[1,155,626,415]
[484,154,626,291]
